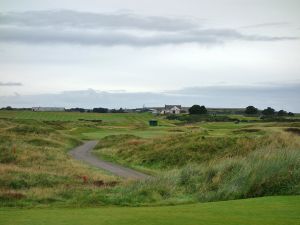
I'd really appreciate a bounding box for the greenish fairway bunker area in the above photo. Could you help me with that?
[1,196,300,225]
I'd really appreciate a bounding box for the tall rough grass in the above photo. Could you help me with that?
[95,131,300,169]
[0,119,117,207]
[111,146,300,205]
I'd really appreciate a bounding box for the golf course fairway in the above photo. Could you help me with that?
[1,196,299,225]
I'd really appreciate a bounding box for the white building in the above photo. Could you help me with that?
[32,107,65,112]
[161,105,181,114]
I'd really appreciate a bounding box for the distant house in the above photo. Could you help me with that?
[32,107,65,112]
[161,105,181,114]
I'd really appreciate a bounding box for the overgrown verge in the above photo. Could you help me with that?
[0,118,116,207]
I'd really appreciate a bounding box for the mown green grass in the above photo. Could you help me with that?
[0,110,171,126]
[82,126,182,139]
[1,196,299,225]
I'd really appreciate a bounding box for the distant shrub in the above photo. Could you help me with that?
[166,114,236,123]
[92,107,109,113]
[189,105,207,115]
[277,110,288,116]
[68,107,86,112]
[262,107,275,116]
[110,108,126,113]
[245,106,259,115]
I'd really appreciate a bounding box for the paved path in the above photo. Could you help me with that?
[69,141,150,180]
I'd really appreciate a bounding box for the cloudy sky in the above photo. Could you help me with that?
[0,0,299,111]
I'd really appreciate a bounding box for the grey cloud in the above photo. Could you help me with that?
[0,82,22,86]
[0,26,297,46]
[240,22,290,29]
[0,10,198,31]
[0,84,299,112]
[0,10,298,46]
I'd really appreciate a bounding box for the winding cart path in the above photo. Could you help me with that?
[69,141,150,180]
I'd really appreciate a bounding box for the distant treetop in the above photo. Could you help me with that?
[262,107,275,116]
[189,105,207,115]
[245,106,258,115]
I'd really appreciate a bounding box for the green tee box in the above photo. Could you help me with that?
[149,119,158,126]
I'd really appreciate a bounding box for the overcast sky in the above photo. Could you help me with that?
[0,0,299,111]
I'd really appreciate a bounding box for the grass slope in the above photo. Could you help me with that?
[93,130,300,204]
[94,129,299,169]
[1,196,300,225]
[0,118,117,207]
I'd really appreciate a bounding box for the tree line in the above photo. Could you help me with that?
[68,107,126,113]
[188,104,294,116]
[244,106,294,116]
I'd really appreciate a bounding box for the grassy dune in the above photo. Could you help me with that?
[0,111,299,207]
[94,129,300,205]
[1,196,300,225]
[94,128,299,169]
[0,118,117,207]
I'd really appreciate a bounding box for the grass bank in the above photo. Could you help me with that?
[93,131,300,205]
[94,130,299,169]
[0,118,117,207]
